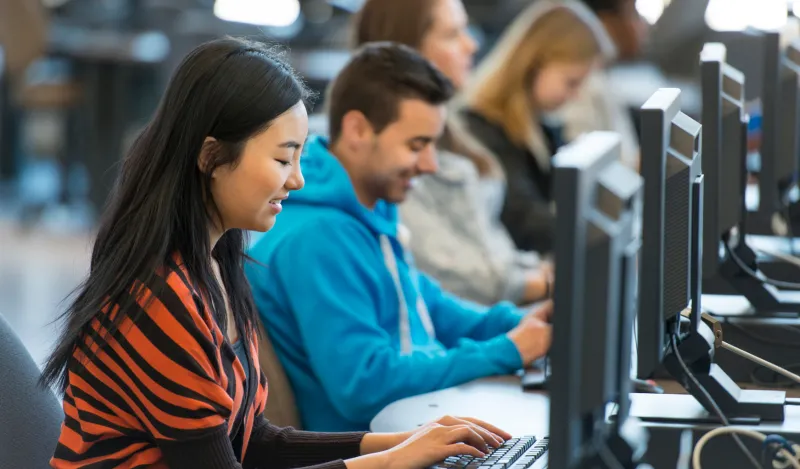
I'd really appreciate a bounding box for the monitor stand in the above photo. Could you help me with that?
[574,418,651,469]
[703,239,800,315]
[746,234,800,283]
[629,393,761,425]
[658,320,786,422]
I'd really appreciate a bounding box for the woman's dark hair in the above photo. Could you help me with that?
[41,37,311,392]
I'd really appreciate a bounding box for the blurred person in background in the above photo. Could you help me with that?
[353,0,553,306]
[0,0,47,89]
[558,0,649,169]
[246,43,553,432]
[459,0,615,254]
[40,37,513,469]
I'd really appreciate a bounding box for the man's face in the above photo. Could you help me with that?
[363,99,446,204]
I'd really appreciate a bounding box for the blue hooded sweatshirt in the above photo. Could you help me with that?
[245,136,524,431]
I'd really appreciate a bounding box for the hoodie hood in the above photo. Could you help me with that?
[288,135,399,237]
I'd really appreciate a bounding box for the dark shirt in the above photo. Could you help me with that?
[461,109,564,253]
[233,337,251,383]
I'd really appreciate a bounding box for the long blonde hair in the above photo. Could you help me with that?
[463,1,615,158]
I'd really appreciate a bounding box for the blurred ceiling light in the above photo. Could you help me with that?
[214,0,301,27]
[706,0,786,31]
[750,0,789,30]
[636,0,665,25]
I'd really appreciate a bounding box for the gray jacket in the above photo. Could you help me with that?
[400,149,540,305]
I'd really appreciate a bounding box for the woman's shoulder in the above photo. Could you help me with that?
[459,109,505,139]
[152,257,221,339]
[103,257,221,352]
[157,257,205,309]
[457,109,518,156]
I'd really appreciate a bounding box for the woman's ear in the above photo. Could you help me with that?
[198,137,218,176]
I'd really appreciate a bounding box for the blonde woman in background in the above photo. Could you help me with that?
[353,0,554,306]
[559,0,649,169]
[459,1,615,254]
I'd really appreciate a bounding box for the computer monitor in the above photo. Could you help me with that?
[636,88,785,421]
[699,40,800,312]
[549,132,647,469]
[636,88,702,379]
[775,39,800,200]
[700,43,747,280]
[756,31,782,218]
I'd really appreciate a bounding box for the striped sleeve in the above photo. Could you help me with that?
[78,271,234,443]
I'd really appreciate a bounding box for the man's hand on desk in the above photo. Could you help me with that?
[525,300,553,323]
[522,264,554,304]
[508,311,553,364]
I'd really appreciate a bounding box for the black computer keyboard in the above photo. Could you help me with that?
[428,435,548,469]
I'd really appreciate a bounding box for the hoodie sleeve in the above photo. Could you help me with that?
[415,272,524,346]
[270,219,523,425]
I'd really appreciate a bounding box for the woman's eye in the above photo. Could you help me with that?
[276,159,292,166]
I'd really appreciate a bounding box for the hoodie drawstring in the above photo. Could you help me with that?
[379,235,436,355]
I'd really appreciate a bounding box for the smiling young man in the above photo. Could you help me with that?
[245,43,553,432]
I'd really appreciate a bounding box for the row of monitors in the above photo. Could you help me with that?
[546,32,800,467]
[546,85,699,467]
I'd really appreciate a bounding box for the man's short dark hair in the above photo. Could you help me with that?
[327,42,454,142]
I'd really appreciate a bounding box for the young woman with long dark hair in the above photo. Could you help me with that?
[40,37,508,469]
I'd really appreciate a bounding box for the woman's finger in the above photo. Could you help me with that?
[447,425,490,453]
[440,416,503,447]
[446,443,485,459]
[458,416,511,441]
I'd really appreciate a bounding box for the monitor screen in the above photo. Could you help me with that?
[549,132,643,469]
[757,31,782,214]
[637,88,702,379]
[700,43,747,279]
[775,39,800,195]
[718,65,747,235]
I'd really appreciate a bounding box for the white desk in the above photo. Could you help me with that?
[370,376,548,437]
[370,376,800,468]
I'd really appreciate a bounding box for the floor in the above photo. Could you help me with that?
[0,219,92,367]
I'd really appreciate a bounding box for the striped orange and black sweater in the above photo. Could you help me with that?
[51,258,366,468]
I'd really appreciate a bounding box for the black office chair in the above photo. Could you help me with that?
[0,312,63,469]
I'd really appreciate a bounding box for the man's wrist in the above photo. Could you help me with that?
[523,274,547,303]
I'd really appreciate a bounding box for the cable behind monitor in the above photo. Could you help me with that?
[726,244,800,289]
[670,334,761,469]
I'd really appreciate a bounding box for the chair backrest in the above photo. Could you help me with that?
[0,313,63,469]
[256,321,302,429]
